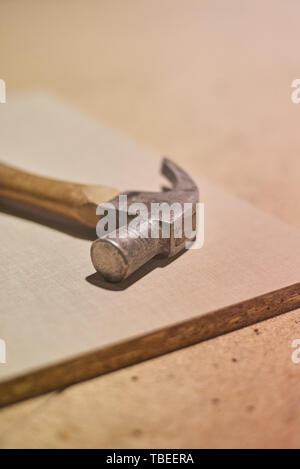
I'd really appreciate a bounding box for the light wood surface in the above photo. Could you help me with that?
[2,94,300,407]
[0,0,300,448]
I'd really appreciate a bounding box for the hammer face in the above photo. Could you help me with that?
[91,238,129,283]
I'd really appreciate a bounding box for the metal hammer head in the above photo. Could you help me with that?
[91,158,199,282]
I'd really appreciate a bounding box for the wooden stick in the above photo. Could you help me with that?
[0,162,118,227]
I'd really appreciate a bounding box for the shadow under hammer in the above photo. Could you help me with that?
[86,249,187,291]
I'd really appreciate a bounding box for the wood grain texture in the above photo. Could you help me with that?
[0,162,118,227]
[1,283,300,408]
[1,0,300,449]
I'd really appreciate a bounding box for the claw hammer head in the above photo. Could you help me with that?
[91,158,199,282]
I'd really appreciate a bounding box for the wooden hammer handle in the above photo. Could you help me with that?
[0,162,118,227]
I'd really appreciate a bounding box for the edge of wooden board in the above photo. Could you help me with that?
[0,282,299,408]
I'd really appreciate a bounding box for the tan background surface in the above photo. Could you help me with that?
[0,0,300,448]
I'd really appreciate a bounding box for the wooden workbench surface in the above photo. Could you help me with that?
[0,0,300,448]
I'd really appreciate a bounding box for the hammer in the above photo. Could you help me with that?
[0,159,198,282]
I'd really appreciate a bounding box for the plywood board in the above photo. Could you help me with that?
[0,94,300,407]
